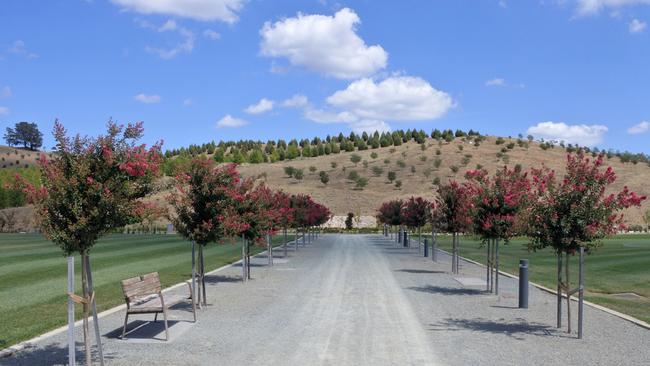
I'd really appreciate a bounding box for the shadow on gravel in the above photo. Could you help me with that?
[407,285,484,296]
[429,318,554,340]
[3,343,116,366]
[396,269,446,274]
[204,275,241,284]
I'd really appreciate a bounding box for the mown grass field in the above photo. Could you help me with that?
[0,233,292,349]
[433,234,650,324]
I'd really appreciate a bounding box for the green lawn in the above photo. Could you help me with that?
[431,234,650,324]
[0,233,293,349]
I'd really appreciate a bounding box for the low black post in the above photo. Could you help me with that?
[403,231,408,248]
[424,238,429,257]
[519,259,529,309]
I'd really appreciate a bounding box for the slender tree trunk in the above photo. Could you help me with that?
[199,245,206,306]
[241,236,246,283]
[81,253,91,366]
[486,240,491,292]
[247,240,251,280]
[84,256,104,366]
[566,251,572,334]
[284,228,288,258]
[418,227,422,254]
[557,253,563,328]
[431,230,437,262]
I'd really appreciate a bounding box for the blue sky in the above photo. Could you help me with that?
[1,0,649,153]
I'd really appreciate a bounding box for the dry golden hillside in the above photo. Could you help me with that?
[233,136,650,225]
[0,146,41,169]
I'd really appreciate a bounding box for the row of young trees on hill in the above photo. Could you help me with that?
[376,150,646,337]
[161,128,484,170]
[16,122,331,365]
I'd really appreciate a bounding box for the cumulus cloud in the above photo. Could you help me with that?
[111,0,245,23]
[260,8,388,79]
[575,0,650,16]
[0,107,9,115]
[627,121,650,134]
[245,98,274,114]
[216,115,248,128]
[134,93,161,104]
[350,120,391,134]
[629,18,647,33]
[282,94,309,108]
[6,40,38,59]
[0,86,11,99]
[326,76,454,121]
[485,78,507,87]
[303,108,358,124]
[526,121,608,146]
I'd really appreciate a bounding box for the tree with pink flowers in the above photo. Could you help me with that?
[168,159,243,301]
[438,181,474,274]
[528,151,646,336]
[467,167,531,294]
[402,196,433,251]
[16,121,162,365]
[273,190,294,258]
[377,199,404,242]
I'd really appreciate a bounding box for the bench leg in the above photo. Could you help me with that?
[162,308,169,341]
[154,312,158,322]
[122,313,129,339]
[192,298,197,322]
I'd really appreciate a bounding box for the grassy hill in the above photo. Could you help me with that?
[233,136,650,226]
[2,134,650,229]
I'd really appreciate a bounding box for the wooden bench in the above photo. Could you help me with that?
[120,272,196,341]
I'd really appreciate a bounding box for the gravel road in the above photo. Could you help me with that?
[3,234,649,366]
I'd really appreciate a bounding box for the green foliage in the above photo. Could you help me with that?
[370,152,378,159]
[4,122,43,150]
[293,169,304,181]
[309,165,317,174]
[396,160,406,169]
[319,171,329,185]
[345,212,354,230]
[394,180,402,189]
[347,170,360,181]
[284,166,295,178]
[433,158,442,169]
[450,165,459,173]
[350,153,362,165]
[495,137,505,145]
[372,166,384,177]
[355,177,368,190]
[331,161,338,169]
[387,171,396,183]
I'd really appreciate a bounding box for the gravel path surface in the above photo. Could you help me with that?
[3,234,649,366]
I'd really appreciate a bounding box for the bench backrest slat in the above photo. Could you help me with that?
[121,272,162,301]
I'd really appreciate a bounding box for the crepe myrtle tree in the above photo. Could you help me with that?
[377,199,404,242]
[290,194,315,246]
[274,190,295,258]
[16,121,162,366]
[427,198,444,262]
[226,182,280,280]
[168,159,243,304]
[438,180,474,274]
[402,196,433,252]
[527,151,646,336]
[466,167,531,294]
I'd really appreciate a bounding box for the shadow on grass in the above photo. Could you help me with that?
[3,343,117,366]
[396,269,446,274]
[407,285,485,296]
[429,318,555,340]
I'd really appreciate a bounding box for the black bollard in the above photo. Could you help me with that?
[424,238,429,257]
[519,259,529,309]
[403,232,408,248]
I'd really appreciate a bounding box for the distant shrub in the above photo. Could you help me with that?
[372,166,384,177]
[370,152,378,159]
[355,177,368,190]
[309,166,317,174]
[420,156,427,162]
[432,177,441,186]
[294,169,304,181]
[319,171,329,185]
[394,180,402,189]
[387,171,396,183]
[411,166,416,174]
[331,161,338,169]
[284,166,295,177]
[396,160,406,168]
[383,158,390,165]
[435,149,441,156]
[450,165,459,173]
[347,170,360,181]
[506,142,515,150]
[433,158,442,169]
[350,154,362,166]
[495,137,505,145]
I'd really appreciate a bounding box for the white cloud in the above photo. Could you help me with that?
[183,98,193,106]
[526,121,608,146]
[203,29,221,40]
[111,0,245,23]
[627,121,650,134]
[326,76,454,121]
[281,94,309,108]
[216,114,248,128]
[576,0,650,16]
[0,86,11,99]
[244,98,274,114]
[260,8,388,79]
[143,20,195,59]
[6,40,38,59]
[485,78,507,87]
[629,18,647,33]
[0,107,9,115]
[350,120,391,134]
[134,93,161,104]
[304,108,358,123]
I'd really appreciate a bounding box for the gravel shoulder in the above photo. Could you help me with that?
[3,234,649,366]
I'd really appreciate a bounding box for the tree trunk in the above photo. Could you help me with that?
[84,256,104,366]
[81,253,91,366]
[557,253,563,328]
[566,251,572,334]
[241,236,246,283]
[284,228,288,258]
[486,240,491,292]
[431,230,437,262]
[199,245,206,306]
[418,227,422,254]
